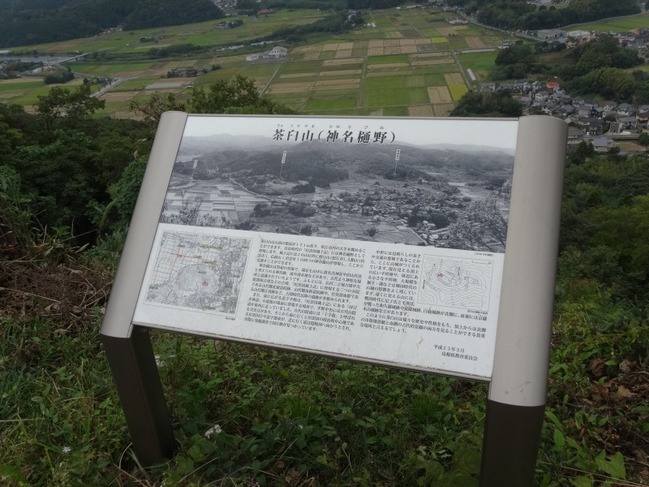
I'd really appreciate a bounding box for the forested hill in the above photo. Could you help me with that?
[0,0,224,47]
[446,0,640,30]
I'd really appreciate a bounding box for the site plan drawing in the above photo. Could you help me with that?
[419,256,493,312]
[145,231,251,315]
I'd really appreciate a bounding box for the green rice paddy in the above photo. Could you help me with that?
[566,12,649,33]
[0,5,541,117]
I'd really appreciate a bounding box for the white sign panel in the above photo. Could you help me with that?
[133,115,519,379]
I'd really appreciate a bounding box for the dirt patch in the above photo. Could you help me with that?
[572,358,649,483]
[268,82,314,94]
[304,52,321,61]
[162,77,192,85]
[433,103,455,116]
[338,42,354,50]
[111,109,136,119]
[324,58,364,66]
[335,50,353,58]
[400,39,416,46]
[320,69,362,76]
[415,38,431,45]
[280,73,317,79]
[366,70,411,77]
[0,90,24,101]
[427,86,452,104]
[368,48,384,56]
[0,78,42,85]
[0,258,112,334]
[408,105,434,117]
[465,36,486,49]
[322,43,339,51]
[412,52,449,59]
[367,63,410,70]
[436,27,456,36]
[295,45,321,53]
[384,40,400,47]
[385,47,403,55]
[100,91,139,102]
[412,58,454,66]
[314,79,360,88]
[368,40,384,49]
[444,73,464,85]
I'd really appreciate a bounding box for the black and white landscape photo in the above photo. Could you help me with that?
[161,116,518,253]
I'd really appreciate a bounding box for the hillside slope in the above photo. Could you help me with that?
[0,0,224,47]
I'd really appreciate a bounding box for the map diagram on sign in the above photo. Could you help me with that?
[145,231,251,314]
[418,256,493,312]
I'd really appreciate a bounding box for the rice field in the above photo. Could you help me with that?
[565,12,649,33]
[0,5,522,117]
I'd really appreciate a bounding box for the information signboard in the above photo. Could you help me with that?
[131,115,518,379]
[100,113,567,484]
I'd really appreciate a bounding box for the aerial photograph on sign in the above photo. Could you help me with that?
[162,115,517,253]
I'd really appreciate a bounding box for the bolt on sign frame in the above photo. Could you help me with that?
[100,112,567,486]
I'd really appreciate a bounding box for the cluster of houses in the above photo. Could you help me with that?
[480,27,649,152]
[535,28,649,51]
[165,65,219,78]
[481,79,649,152]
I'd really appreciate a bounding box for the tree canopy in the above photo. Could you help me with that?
[0,76,293,247]
[450,91,522,117]
[0,0,223,46]
[446,0,639,30]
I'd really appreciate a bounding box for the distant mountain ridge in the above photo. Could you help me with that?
[178,134,513,186]
[0,0,223,48]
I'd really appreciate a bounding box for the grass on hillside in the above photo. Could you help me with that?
[5,10,327,54]
[564,12,649,32]
[1,238,648,486]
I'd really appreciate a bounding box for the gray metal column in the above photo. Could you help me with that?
[481,116,567,486]
[102,327,175,465]
[100,111,188,466]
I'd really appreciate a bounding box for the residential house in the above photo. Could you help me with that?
[567,127,585,145]
[592,137,614,152]
[577,118,604,136]
[617,103,637,116]
[264,46,287,59]
[619,116,639,130]
[636,110,649,128]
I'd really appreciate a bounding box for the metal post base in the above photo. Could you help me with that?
[480,400,545,487]
[102,326,174,466]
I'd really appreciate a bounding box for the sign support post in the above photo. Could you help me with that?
[102,327,174,465]
[480,115,567,486]
[100,111,188,465]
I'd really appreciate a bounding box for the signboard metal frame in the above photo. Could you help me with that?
[100,112,567,485]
